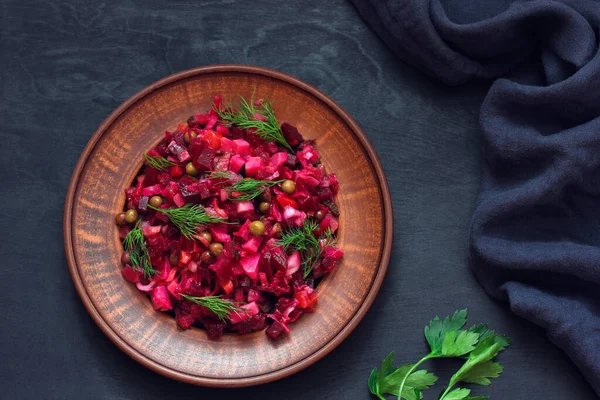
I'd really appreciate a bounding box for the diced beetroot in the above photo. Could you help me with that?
[160,181,179,201]
[209,257,233,282]
[209,224,231,242]
[142,184,162,197]
[268,202,283,222]
[286,154,297,166]
[224,123,242,137]
[188,136,204,156]
[233,289,244,304]
[176,310,195,329]
[232,139,250,156]
[233,220,251,241]
[320,214,339,233]
[147,148,162,157]
[266,320,287,339]
[281,122,304,147]
[214,95,223,108]
[282,205,307,227]
[213,153,231,171]
[172,193,186,208]
[229,154,246,173]
[286,251,301,276]
[242,236,263,253]
[188,113,210,128]
[187,180,213,200]
[264,141,280,155]
[216,189,227,203]
[271,152,288,169]
[297,144,320,167]
[230,302,259,324]
[178,186,200,204]
[240,253,261,280]
[278,166,294,180]
[236,201,254,215]
[244,156,263,178]
[142,225,161,237]
[328,173,339,193]
[216,124,230,136]
[122,265,142,283]
[204,319,225,339]
[192,146,215,171]
[247,289,260,303]
[205,113,218,130]
[323,245,344,260]
[167,280,182,300]
[296,171,320,189]
[150,286,172,311]
[220,137,234,153]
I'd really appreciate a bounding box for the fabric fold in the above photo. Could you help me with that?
[351,0,600,394]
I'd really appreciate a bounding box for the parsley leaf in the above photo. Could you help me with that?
[380,365,438,400]
[441,388,489,400]
[439,333,511,399]
[368,353,437,400]
[460,361,504,386]
[443,388,472,400]
[440,330,480,357]
[368,310,511,400]
[424,309,467,354]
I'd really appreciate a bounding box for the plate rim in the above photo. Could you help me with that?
[63,64,393,387]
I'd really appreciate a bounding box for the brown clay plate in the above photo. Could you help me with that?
[64,65,393,387]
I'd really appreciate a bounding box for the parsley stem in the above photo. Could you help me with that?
[439,386,451,400]
[397,354,433,400]
[439,377,458,400]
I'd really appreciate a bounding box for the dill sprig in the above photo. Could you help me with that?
[148,204,226,239]
[122,220,157,278]
[278,219,337,278]
[144,153,176,171]
[215,94,293,152]
[180,294,243,322]
[208,171,283,201]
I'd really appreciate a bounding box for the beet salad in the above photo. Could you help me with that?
[115,94,343,339]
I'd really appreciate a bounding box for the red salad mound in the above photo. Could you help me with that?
[115,95,343,339]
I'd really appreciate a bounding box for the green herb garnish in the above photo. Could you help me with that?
[122,220,157,278]
[278,219,337,278]
[208,171,284,201]
[149,204,226,239]
[144,153,176,171]
[215,94,292,152]
[180,294,243,322]
[368,310,510,400]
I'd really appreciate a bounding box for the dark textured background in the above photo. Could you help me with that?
[0,0,596,398]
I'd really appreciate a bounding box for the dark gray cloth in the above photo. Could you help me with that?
[0,0,596,398]
[351,0,600,396]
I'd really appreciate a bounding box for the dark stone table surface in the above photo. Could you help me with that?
[0,0,596,398]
